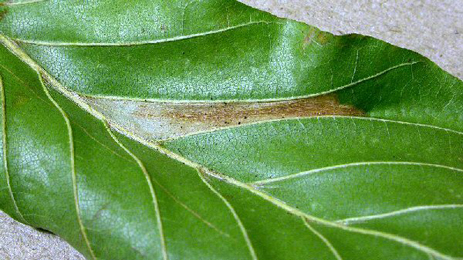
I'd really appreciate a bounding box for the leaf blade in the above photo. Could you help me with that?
[0,1,462,259]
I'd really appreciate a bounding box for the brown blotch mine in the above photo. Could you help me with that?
[303,28,331,49]
[150,94,361,123]
[137,94,363,137]
[316,32,331,45]
[87,94,365,140]
[0,7,8,20]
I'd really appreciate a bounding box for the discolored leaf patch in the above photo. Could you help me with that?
[86,94,365,140]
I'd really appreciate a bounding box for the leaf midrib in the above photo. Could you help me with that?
[0,34,459,260]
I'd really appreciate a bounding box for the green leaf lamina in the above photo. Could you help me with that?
[0,0,462,259]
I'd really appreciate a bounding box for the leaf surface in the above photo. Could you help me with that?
[0,0,462,259]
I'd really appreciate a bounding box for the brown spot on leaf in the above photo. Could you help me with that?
[303,28,317,50]
[12,94,30,107]
[160,24,167,32]
[303,28,332,50]
[0,7,8,21]
[316,32,330,45]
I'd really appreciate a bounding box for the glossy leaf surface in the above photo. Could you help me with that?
[0,0,462,259]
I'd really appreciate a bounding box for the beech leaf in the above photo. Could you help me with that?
[0,0,462,259]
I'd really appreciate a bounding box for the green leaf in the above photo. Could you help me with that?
[0,0,462,259]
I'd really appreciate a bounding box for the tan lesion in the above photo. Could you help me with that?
[85,94,364,141]
[303,28,332,50]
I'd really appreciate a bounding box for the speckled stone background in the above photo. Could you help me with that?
[1,0,462,259]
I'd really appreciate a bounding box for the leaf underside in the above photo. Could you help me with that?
[0,0,462,259]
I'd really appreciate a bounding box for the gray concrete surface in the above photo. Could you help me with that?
[0,213,85,260]
[1,0,462,259]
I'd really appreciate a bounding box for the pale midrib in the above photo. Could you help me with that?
[250,161,463,186]
[0,75,29,224]
[0,34,458,260]
[336,204,463,225]
[13,21,277,47]
[39,77,97,260]
[1,34,231,239]
[104,123,168,260]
